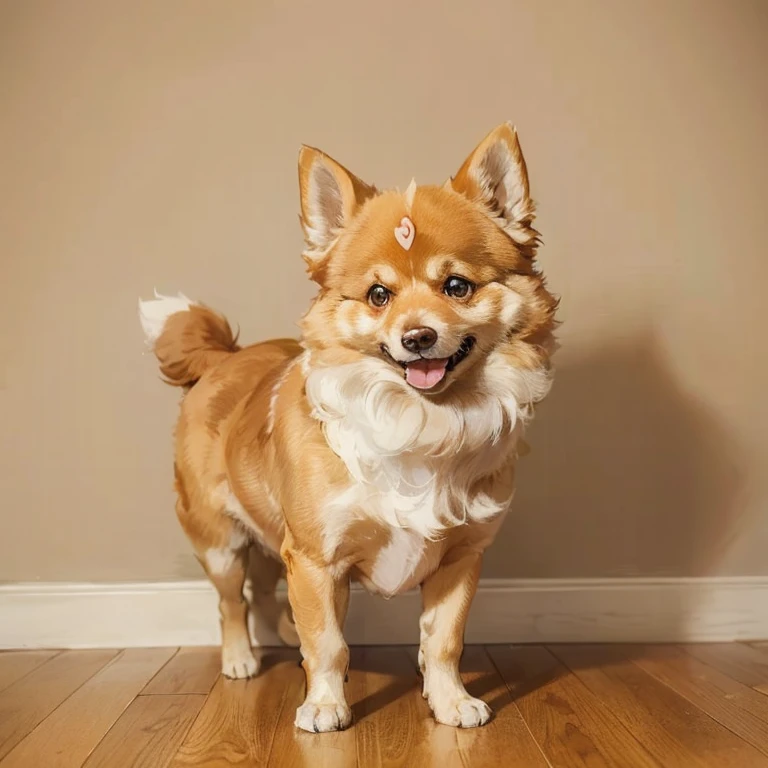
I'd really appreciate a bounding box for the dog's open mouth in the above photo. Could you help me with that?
[381,337,476,390]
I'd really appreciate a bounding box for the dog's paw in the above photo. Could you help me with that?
[432,696,492,728]
[295,701,352,733]
[221,647,259,679]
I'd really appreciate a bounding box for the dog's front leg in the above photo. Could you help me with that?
[418,547,492,728]
[283,546,351,733]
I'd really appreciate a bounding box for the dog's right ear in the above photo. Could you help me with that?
[298,147,376,272]
[451,123,538,251]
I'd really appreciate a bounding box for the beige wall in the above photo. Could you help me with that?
[1,0,766,582]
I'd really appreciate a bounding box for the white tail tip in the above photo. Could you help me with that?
[138,289,193,347]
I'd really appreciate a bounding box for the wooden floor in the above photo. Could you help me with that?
[2,644,768,767]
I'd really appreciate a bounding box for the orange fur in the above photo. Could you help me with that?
[141,123,558,731]
[155,304,240,388]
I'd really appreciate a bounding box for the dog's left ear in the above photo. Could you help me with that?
[298,147,377,273]
[451,123,538,249]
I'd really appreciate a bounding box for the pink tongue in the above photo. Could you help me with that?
[405,358,449,389]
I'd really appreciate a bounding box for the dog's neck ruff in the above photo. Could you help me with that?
[305,354,551,538]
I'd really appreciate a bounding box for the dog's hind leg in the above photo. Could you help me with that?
[246,544,302,648]
[278,601,301,647]
[177,497,259,679]
[202,541,259,679]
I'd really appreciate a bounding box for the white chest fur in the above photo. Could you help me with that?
[308,355,549,540]
[360,527,429,597]
[330,469,512,596]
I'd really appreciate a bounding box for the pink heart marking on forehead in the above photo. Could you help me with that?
[394,216,415,251]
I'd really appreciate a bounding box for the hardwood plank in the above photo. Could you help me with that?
[171,649,300,767]
[683,643,768,695]
[83,694,205,768]
[142,647,221,695]
[630,644,768,757]
[488,644,661,768]
[351,646,454,768]
[1,647,176,768]
[0,649,118,761]
[406,646,551,768]
[8,644,768,767]
[552,644,768,768]
[0,650,61,693]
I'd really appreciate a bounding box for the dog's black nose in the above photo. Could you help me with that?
[401,327,438,353]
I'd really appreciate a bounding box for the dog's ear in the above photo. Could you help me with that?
[451,123,538,249]
[298,147,376,272]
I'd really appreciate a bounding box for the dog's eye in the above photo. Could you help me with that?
[443,276,473,299]
[367,284,391,308]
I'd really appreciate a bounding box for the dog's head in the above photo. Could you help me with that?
[299,124,557,398]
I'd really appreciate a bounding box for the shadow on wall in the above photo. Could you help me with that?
[483,329,747,579]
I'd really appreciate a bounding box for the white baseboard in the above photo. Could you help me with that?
[2,577,767,649]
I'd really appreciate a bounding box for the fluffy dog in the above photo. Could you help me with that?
[139,122,557,731]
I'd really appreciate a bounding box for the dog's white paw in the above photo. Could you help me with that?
[432,696,492,728]
[295,701,352,733]
[221,647,259,679]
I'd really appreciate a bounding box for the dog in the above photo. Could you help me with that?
[139,122,557,732]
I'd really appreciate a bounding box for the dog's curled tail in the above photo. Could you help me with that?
[138,291,239,388]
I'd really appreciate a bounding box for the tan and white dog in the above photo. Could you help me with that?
[139,123,557,732]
